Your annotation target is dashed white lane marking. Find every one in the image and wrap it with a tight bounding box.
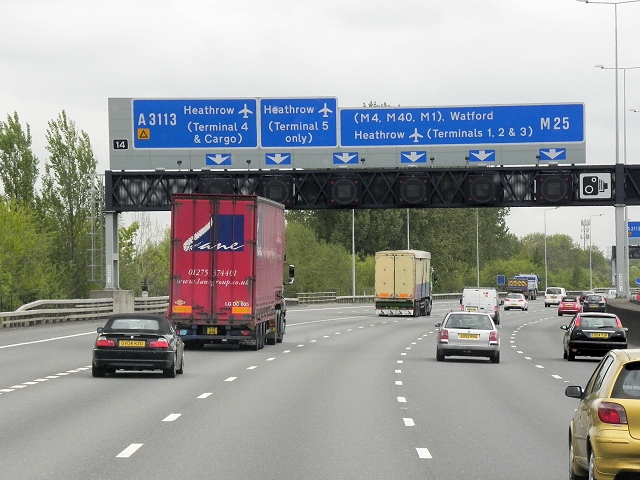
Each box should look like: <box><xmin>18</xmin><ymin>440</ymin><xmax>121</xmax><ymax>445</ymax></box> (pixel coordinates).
<box><xmin>283</xmin><ymin>350</ymin><xmax>291</xmax><ymax>353</ymax></box>
<box><xmin>162</xmin><ymin>414</ymin><xmax>181</xmax><ymax>422</ymax></box>
<box><xmin>310</xmin><ymin>340</ymin><xmax>317</xmax><ymax>343</ymax></box>
<box><xmin>1</xmin><ymin>389</ymin><xmax>14</xmax><ymax>393</ymax></box>
<box><xmin>266</xmin><ymin>358</ymin><xmax>275</xmax><ymax>362</ymax></box>
<box><xmin>34</xmin><ymin>378</ymin><xmax>49</xmax><ymax>382</ymax></box>
<box><xmin>401</xmin><ymin>353</ymin><xmax>407</xmax><ymax>356</ymax></box>
<box><xmin>297</xmin><ymin>345</ymin><xmax>304</xmax><ymax>347</ymax></box>
<box><xmin>224</xmin><ymin>377</ymin><xmax>237</xmax><ymax>382</ymax></box>
<box><xmin>395</xmin><ymin>381</ymin><xmax>403</xmax><ymax>386</ymax></box>
<box><xmin>116</xmin><ymin>443</ymin><xmax>143</xmax><ymax>458</ymax></box>
<box><xmin>247</xmin><ymin>366</ymin><xmax>258</xmax><ymax>370</ymax></box>
<box><xmin>197</xmin><ymin>393</ymin><xmax>212</xmax><ymax>399</ymax></box>
<box><xmin>397</xmin><ymin>360</ymin><xmax>403</xmax><ymax>364</ymax></box>
<box><xmin>403</xmin><ymin>418</ymin><xmax>415</xmax><ymax>427</ymax></box>
<box><xmin>395</xmin><ymin>370</ymin><xmax>401</xmax><ymax>373</ymax></box>
<box><xmin>552</xmin><ymin>375</ymin><xmax>563</xmax><ymax>379</ymax></box>
<box><xmin>535</xmin><ymin>365</ymin><xmax>544</xmax><ymax>369</ymax></box>
<box><xmin>397</xmin><ymin>397</ymin><xmax>407</xmax><ymax>403</ymax></box>
<box><xmin>416</xmin><ymin>448</ymin><xmax>432</xmax><ymax>459</ymax></box>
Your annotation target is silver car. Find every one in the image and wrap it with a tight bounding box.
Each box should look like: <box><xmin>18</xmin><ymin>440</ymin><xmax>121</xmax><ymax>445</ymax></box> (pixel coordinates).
<box><xmin>435</xmin><ymin>311</ymin><xmax>500</xmax><ymax>363</ymax></box>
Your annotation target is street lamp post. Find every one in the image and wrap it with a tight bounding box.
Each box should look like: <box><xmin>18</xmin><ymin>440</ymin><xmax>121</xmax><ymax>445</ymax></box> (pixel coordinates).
<box><xmin>588</xmin><ymin>214</ymin><xmax>605</xmax><ymax>290</ymax></box>
<box><xmin>544</xmin><ymin>207</ymin><xmax>559</xmax><ymax>290</ymax></box>
<box><xmin>596</xmin><ymin>65</ymin><xmax>640</xmax><ymax>163</ymax></box>
<box><xmin>578</xmin><ymin>0</ymin><xmax>640</xmax><ymax>298</ymax></box>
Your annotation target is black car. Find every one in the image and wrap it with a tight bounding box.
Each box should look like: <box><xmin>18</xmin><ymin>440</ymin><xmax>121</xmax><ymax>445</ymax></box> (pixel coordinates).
<box><xmin>92</xmin><ymin>313</ymin><xmax>185</xmax><ymax>377</ymax></box>
<box><xmin>579</xmin><ymin>290</ymin><xmax>595</xmax><ymax>304</ymax></box>
<box><xmin>582</xmin><ymin>294</ymin><xmax>607</xmax><ymax>312</ymax></box>
<box><xmin>561</xmin><ymin>312</ymin><xmax>627</xmax><ymax>361</ymax></box>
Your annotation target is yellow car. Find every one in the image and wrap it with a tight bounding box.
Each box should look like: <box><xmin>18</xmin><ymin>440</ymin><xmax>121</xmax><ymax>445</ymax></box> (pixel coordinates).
<box><xmin>565</xmin><ymin>349</ymin><xmax>640</xmax><ymax>480</ymax></box>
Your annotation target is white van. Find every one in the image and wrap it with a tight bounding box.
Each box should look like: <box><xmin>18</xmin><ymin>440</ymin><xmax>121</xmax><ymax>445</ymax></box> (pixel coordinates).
<box><xmin>460</xmin><ymin>287</ymin><xmax>501</xmax><ymax>324</ymax></box>
<box><xmin>544</xmin><ymin>287</ymin><xmax>566</xmax><ymax>307</ymax></box>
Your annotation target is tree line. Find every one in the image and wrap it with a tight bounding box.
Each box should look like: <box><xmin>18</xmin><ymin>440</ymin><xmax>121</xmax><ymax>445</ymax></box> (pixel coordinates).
<box><xmin>0</xmin><ymin>111</ymin><xmax>613</xmax><ymax>310</ymax></box>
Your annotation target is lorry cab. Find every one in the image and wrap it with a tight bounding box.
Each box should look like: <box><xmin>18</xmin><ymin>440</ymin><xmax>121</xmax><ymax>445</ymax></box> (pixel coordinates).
<box><xmin>460</xmin><ymin>287</ymin><xmax>501</xmax><ymax>325</ymax></box>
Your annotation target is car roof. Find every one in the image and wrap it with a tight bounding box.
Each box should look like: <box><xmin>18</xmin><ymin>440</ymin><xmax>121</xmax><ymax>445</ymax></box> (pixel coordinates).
<box><xmin>612</xmin><ymin>349</ymin><xmax>640</xmax><ymax>362</ymax></box>
<box><xmin>577</xmin><ymin>312</ymin><xmax>617</xmax><ymax>318</ymax></box>
<box><xmin>446</xmin><ymin>311</ymin><xmax>492</xmax><ymax>316</ymax></box>
<box><xmin>103</xmin><ymin>313</ymin><xmax>172</xmax><ymax>332</ymax></box>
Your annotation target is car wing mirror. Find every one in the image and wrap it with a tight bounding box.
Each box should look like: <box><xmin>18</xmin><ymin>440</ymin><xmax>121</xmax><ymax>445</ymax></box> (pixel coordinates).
<box><xmin>97</xmin><ymin>327</ymin><xmax>104</xmax><ymax>334</ymax></box>
<box><xmin>435</xmin><ymin>323</ymin><xmax>441</xmax><ymax>328</ymax></box>
<box><xmin>560</xmin><ymin>325</ymin><xmax>569</xmax><ymax>330</ymax></box>
<box><xmin>565</xmin><ymin>385</ymin><xmax>584</xmax><ymax>399</ymax></box>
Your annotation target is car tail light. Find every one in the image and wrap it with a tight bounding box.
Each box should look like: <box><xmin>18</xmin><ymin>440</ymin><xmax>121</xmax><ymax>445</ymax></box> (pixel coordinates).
<box><xmin>438</xmin><ymin>328</ymin><xmax>449</xmax><ymax>343</ymax></box>
<box><xmin>96</xmin><ymin>336</ymin><xmax>115</xmax><ymax>347</ymax></box>
<box><xmin>489</xmin><ymin>331</ymin><xmax>499</xmax><ymax>345</ymax></box>
<box><xmin>574</xmin><ymin>317</ymin><xmax>581</xmax><ymax>327</ymax></box>
<box><xmin>460</xmin><ymin>305</ymin><xmax>465</xmax><ymax>311</ymax></box>
<box><xmin>616</xmin><ymin>317</ymin><xmax>623</xmax><ymax>328</ymax></box>
<box><xmin>598</xmin><ymin>402</ymin><xmax>628</xmax><ymax>425</ymax></box>
<box><xmin>494</xmin><ymin>306</ymin><xmax>498</xmax><ymax>315</ymax></box>
<box><xmin>148</xmin><ymin>338</ymin><xmax>170</xmax><ymax>349</ymax></box>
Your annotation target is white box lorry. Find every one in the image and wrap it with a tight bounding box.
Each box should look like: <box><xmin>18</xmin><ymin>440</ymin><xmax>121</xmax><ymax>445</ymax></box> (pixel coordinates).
<box><xmin>375</xmin><ymin>250</ymin><xmax>433</xmax><ymax>316</ymax></box>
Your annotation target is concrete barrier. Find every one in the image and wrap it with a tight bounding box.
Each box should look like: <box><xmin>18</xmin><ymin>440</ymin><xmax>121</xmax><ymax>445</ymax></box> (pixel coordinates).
<box><xmin>604</xmin><ymin>299</ymin><xmax>640</xmax><ymax>348</ymax></box>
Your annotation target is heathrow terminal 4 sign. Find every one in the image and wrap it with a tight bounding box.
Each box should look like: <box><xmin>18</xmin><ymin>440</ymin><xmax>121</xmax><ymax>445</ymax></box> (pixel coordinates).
<box><xmin>109</xmin><ymin>98</ymin><xmax>585</xmax><ymax>171</ymax></box>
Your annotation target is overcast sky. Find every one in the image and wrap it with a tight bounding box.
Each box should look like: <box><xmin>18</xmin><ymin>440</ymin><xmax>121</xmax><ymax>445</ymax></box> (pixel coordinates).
<box><xmin>2</xmin><ymin>0</ymin><xmax>640</xmax><ymax>256</ymax></box>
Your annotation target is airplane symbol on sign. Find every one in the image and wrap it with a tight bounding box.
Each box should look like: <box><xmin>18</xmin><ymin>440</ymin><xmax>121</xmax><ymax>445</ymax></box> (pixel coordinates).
<box><xmin>409</xmin><ymin>128</ymin><xmax>423</xmax><ymax>143</ymax></box>
<box><xmin>319</xmin><ymin>103</ymin><xmax>333</xmax><ymax>118</ymax></box>
<box><xmin>239</xmin><ymin>104</ymin><xmax>253</xmax><ymax>119</ymax></box>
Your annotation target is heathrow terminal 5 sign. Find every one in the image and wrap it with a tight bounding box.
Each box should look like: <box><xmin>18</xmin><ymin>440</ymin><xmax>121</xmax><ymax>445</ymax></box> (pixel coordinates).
<box><xmin>109</xmin><ymin>98</ymin><xmax>585</xmax><ymax>171</ymax></box>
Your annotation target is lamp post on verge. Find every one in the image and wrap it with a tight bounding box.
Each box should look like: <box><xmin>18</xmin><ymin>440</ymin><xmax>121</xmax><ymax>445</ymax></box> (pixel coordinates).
<box><xmin>544</xmin><ymin>207</ymin><xmax>559</xmax><ymax>291</ymax></box>
<box><xmin>578</xmin><ymin>0</ymin><xmax>640</xmax><ymax>298</ymax></box>
<box><xmin>588</xmin><ymin>214</ymin><xmax>605</xmax><ymax>290</ymax></box>
<box><xmin>595</xmin><ymin>65</ymin><xmax>640</xmax><ymax>163</ymax></box>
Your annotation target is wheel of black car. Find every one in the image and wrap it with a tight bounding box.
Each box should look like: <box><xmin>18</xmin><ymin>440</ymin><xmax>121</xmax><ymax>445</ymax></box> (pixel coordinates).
<box><xmin>563</xmin><ymin>347</ymin><xmax>568</xmax><ymax>359</ymax></box>
<box><xmin>92</xmin><ymin>364</ymin><xmax>106</xmax><ymax>377</ymax></box>
<box><xmin>176</xmin><ymin>351</ymin><xmax>184</xmax><ymax>375</ymax></box>
<box><xmin>163</xmin><ymin>356</ymin><xmax>177</xmax><ymax>378</ymax></box>
<box><xmin>567</xmin><ymin>349</ymin><xmax>576</xmax><ymax>361</ymax></box>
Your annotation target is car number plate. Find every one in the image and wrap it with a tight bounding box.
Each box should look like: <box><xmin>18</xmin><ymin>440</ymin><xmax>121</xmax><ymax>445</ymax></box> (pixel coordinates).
<box><xmin>591</xmin><ymin>333</ymin><xmax>609</xmax><ymax>338</ymax></box>
<box><xmin>118</xmin><ymin>340</ymin><xmax>145</xmax><ymax>347</ymax></box>
<box><xmin>458</xmin><ymin>333</ymin><xmax>479</xmax><ymax>339</ymax></box>
<box><xmin>206</xmin><ymin>327</ymin><xmax>218</xmax><ymax>335</ymax></box>
<box><xmin>467</xmin><ymin>307</ymin><xmax>478</xmax><ymax>312</ymax></box>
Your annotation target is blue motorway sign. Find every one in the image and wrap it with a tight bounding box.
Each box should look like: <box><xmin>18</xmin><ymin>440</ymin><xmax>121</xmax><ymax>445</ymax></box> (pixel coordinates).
<box><xmin>339</xmin><ymin>103</ymin><xmax>584</xmax><ymax>147</ymax></box>
<box><xmin>629</xmin><ymin>222</ymin><xmax>640</xmax><ymax>238</ymax></box>
<box><xmin>132</xmin><ymin>99</ymin><xmax>258</xmax><ymax>149</ymax></box>
<box><xmin>260</xmin><ymin>97</ymin><xmax>337</xmax><ymax>148</ymax></box>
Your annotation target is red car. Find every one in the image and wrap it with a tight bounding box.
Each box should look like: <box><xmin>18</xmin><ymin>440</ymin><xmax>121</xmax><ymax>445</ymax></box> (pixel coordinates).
<box><xmin>558</xmin><ymin>296</ymin><xmax>581</xmax><ymax>316</ymax></box>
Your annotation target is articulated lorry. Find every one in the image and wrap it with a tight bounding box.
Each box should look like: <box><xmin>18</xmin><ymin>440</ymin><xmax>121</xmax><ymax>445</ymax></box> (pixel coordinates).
<box><xmin>374</xmin><ymin>250</ymin><xmax>433</xmax><ymax>316</ymax></box>
<box><xmin>168</xmin><ymin>194</ymin><xmax>293</xmax><ymax>350</ymax></box>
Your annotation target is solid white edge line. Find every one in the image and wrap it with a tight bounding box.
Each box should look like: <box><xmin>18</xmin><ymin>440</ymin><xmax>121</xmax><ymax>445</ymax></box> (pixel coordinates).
<box><xmin>116</xmin><ymin>443</ymin><xmax>143</xmax><ymax>458</ymax></box>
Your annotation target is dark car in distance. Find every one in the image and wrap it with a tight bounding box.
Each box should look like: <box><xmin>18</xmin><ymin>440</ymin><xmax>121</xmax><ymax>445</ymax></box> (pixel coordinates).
<box><xmin>92</xmin><ymin>314</ymin><xmax>185</xmax><ymax>378</ymax></box>
<box><xmin>582</xmin><ymin>294</ymin><xmax>607</xmax><ymax>313</ymax></box>
<box><xmin>561</xmin><ymin>312</ymin><xmax>627</xmax><ymax>361</ymax></box>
